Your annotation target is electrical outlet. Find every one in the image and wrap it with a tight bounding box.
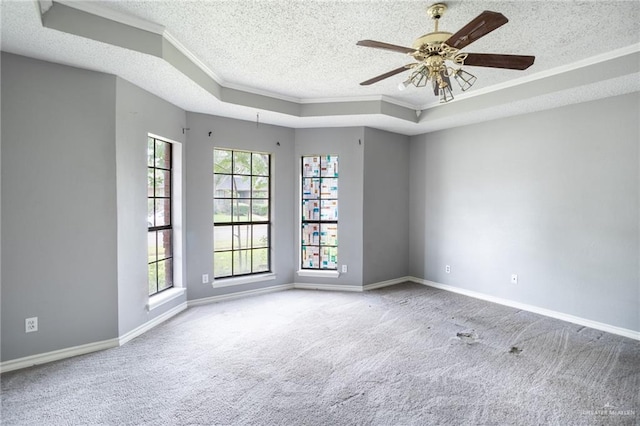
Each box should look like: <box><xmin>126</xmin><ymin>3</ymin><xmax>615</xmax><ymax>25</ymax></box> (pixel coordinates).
<box><xmin>445</xmin><ymin>265</ymin><xmax>451</xmax><ymax>274</ymax></box>
<box><xmin>341</xmin><ymin>265</ymin><xmax>348</xmax><ymax>273</ymax></box>
<box><xmin>202</xmin><ymin>274</ymin><xmax>209</xmax><ymax>284</ymax></box>
<box><xmin>25</xmin><ymin>317</ymin><xmax>38</xmax><ymax>333</ymax></box>
<box><xmin>511</xmin><ymin>274</ymin><xmax>518</xmax><ymax>284</ymax></box>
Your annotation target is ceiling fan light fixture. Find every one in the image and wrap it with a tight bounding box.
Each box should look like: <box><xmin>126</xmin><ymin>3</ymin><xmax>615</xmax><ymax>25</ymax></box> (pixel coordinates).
<box><xmin>453</xmin><ymin>68</ymin><xmax>477</xmax><ymax>91</ymax></box>
<box><xmin>438</xmin><ymin>81</ymin><xmax>454</xmax><ymax>103</ymax></box>
<box><xmin>398</xmin><ymin>79</ymin><xmax>412</xmax><ymax>91</ymax></box>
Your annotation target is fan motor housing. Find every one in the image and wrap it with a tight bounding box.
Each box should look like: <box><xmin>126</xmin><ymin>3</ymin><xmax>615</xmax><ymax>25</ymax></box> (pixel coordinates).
<box><xmin>411</xmin><ymin>31</ymin><xmax>452</xmax><ymax>50</ymax></box>
<box><xmin>412</xmin><ymin>31</ymin><xmax>452</xmax><ymax>50</ymax></box>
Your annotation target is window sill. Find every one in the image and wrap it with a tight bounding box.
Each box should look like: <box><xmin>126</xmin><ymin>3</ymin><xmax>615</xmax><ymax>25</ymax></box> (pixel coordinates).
<box><xmin>212</xmin><ymin>273</ymin><xmax>276</xmax><ymax>288</ymax></box>
<box><xmin>147</xmin><ymin>287</ymin><xmax>186</xmax><ymax>311</ymax></box>
<box><xmin>297</xmin><ymin>269</ymin><xmax>340</xmax><ymax>278</ymax></box>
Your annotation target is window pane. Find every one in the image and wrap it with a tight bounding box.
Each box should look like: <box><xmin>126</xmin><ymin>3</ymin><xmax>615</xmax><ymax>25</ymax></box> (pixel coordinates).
<box><xmin>147</xmin><ymin>168</ymin><xmax>155</xmax><ymax>196</ymax></box>
<box><xmin>302</xmin><ymin>246</ymin><xmax>320</xmax><ymax>268</ymax></box>
<box><xmin>147</xmin><ymin>137</ymin><xmax>155</xmax><ymax>166</ymax></box>
<box><xmin>214</xmin><ymin>199</ymin><xmax>232</xmax><ymax>222</ymax></box>
<box><xmin>252</xmin><ymin>224</ymin><xmax>269</xmax><ymax>248</ymax></box>
<box><xmin>252</xmin><ymin>153</ymin><xmax>269</xmax><ymax>176</ymax></box>
<box><xmin>233</xmin><ymin>175</ymin><xmax>251</xmax><ymax>198</ymax></box>
<box><xmin>252</xmin><ymin>248</ymin><xmax>269</xmax><ymax>272</ymax></box>
<box><xmin>155</xmin><ymin>140</ymin><xmax>171</xmax><ymax>169</ymax></box>
<box><xmin>214</xmin><ymin>251</ymin><xmax>232</xmax><ymax>278</ymax></box>
<box><xmin>320</xmin><ymin>199</ymin><xmax>338</xmax><ymax>221</ymax></box>
<box><xmin>148</xmin><ymin>199</ymin><xmax>155</xmax><ymax>227</ymax></box>
<box><xmin>233</xmin><ymin>151</ymin><xmax>251</xmax><ymax>175</ymax></box>
<box><xmin>214</xmin><ymin>174</ymin><xmax>232</xmax><ymax>198</ymax></box>
<box><xmin>155</xmin><ymin>199</ymin><xmax>171</xmax><ymax>227</ymax></box>
<box><xmin>233</xmin><ymin>250</ymin><xmax>252</xmax><ymax>275</ymax></box>
<box><xmin>231</xmin><ymin>200</ymin><xmax>250</xmax><ymax>222</ymax></box>
<box><xmin>320</xmin><ymin>223</ymin><xmax>338</xmax><ymax>246</ymax></box>
<box><xmin>321</xmin><ymin>178</ymin><xmax>338</xmax><ymax>199</ymax></box>
<box><xmin>148</xmin><ymin>231</ymin><xmax>157</xmax><ymax>263</ymax></box>
<box><xmin>148</xmin><ymin>263</ymin><xmax>157</xmax><ymax>295</ymax></box>
<box><xmin>302</xmin><ymin>156</ymin><xmax>320</xmax><ymax>177</ymax></box>
<box><xmin>252</xmin><ymin>199</ymin><xmax>269</xmax><ymax>220</ymax></box>
<box><xmin>155</xmin><ymin>170</ymin><xmax>171</xmax><ymax>197</ymax></box>
<box><xmin>157</xmin><ymin>259</ymin><xmax>173</xmax><ymax>291</ymax></box>
<box><xmin>214</xmin><ymin>225</ymin><xmax>233</xmax><ymax>251</ymax></box>
<box><xmin>233</xmin><ymin>225</ymin><xmax>251</xmax><ymax>250</ymax></box>
<box><xmin>303</xmin><ymin>178</ymin><xmax>320</xmax><ymax>199</ymax></box>
<box><xmin>302</xmin><ymin>200</ymin><xmax>319</xmax><ymax>221</ymax></box>
<box><xmin>158</xmin><ymin>230</ymin><xmax>172</xmax><ymax>260</ymax></box>
<box><xmin>214</xmin><ymin>149</ymin><xmax>232</xmax><ymax>174</ymax></box>
<box><xmin>252</xmin><ymin>176</ymin><xmax>269</xmax><ymax>198</ymax></box>
<box><xmin>320</xmin><ymin>246</ymin><xmax>338</xmax><ymax>269</ymax></box>
<box><xmin>321</xmin><ymin>155</ymin><xmax>339</xmax><ymax>177</ymax></box>
<box><xmin>302</xmin><ymin>223</ymin><xmax>320</xmax><ymax>246</ymax></box>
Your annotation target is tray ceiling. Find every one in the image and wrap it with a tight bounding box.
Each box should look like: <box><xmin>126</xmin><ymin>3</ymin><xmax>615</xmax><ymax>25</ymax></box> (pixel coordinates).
<box><xmin>2</xmin><ymin>0</ymin><xmax>639</xmax><ymax>135</ymax></box>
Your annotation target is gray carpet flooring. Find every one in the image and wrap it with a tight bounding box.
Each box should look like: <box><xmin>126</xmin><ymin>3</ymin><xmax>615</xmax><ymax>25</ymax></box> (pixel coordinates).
<box><xmin>1</xmin><ymin>282</ymin><xmax>638</xmax><ymax>425</ymax></box>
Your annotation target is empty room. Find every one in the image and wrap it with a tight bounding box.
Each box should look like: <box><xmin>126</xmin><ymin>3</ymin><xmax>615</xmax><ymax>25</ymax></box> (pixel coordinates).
<box><xmin>1</xmin><ymin>1</ymin><xmax>638</xmax><ymax>424</ymax></box>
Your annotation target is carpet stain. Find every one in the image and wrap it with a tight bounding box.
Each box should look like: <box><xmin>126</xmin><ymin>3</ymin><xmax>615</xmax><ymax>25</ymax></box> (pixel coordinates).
<box><xmin>456</xmin><ymin>330</ymin><xmax>479</xmax><ymax>344</ymax></box>
<box><xmin>509</xmin><ymin>346</ymin><xmax>523</xmax><ymax>354</ymax></box>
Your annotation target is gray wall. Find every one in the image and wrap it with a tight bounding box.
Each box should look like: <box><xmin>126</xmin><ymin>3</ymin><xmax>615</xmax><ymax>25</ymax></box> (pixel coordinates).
<box><xmin>363</xmin><ymin>128</ymin><xmax>410</xmax><ymax>285</ymax></box>
<box><xmin>115</xmin><ymin>78</ymin><xmax>187</xmax><ymax>336</ymax></box>
<box><xmin>294</xmin><ymin>128</ymin><xmax>365</xmax><ymax>286</ymax></box>
<box><xmin>185</xmin><ymin>112</ymin><xmax>296</xmax><ymax>300</ymax></box>
<box><xmin>409</xmin><ymin>93</ymin><xmax>640</xmax><ymax>332</ymax></box>
<box><xmin>1</xmin><ymin>53</ymin><xmax>119</xmax><ymax>360</ymax></box>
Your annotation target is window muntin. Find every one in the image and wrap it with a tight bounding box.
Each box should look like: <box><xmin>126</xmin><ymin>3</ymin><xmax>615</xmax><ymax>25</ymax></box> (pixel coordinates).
<box><xmin>301</xmin><ymin>155</ymin><xmax>338</xmax><ymax>270</ymax></box>
<box><xmin>148</xmin><ymin>137</ymin><xmax>173</xmax><ymax>295</ymax></box>
<box><xmin>213</xmin><ymin>149</ymin><xmax>271</xmax><ymax>278</ymax></box>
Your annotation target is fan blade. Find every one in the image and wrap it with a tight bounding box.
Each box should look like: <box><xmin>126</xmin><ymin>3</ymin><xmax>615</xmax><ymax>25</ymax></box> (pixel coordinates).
<box><xmin>360</xmin><ymin>65</ymin><xmax>410</xmax><ymax>86</ymax></box>
<box><xmin>464</xmin><ymin>53</ymin><xmax>535</xmax><ymax>70</ymax></box>
<box><xmin>445</xmin><ymin>11</ymin><xmax>508</xmax><ymax>50</ymax></box>
<box><xmin>357</xmin><ymin>40</ymin><xmax>416</xmax><ymax>54</ymax></box>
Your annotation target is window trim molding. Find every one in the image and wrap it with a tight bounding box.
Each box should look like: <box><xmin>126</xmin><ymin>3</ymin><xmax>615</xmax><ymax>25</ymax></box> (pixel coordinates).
<box><xmin>212</xmin><ymin>272</ymin><xmax>276</xmax><ymax>288</ymax></box>
<box><xmin>147</xmin><ymin>287</ymin><xmax>186</xmax><ymax>311</ymax></box>
<box><xmin>296</xmin><ymin>269</ymin><xmax>340</xmax><ymax>278</ymax></box>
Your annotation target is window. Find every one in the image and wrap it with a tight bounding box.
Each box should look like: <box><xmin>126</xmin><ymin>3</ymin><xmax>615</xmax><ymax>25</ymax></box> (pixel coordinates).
<box><xmin>213</xmin><ymin>149</ymin><xmax>271</xmax><ymax>278</ymax></box>
<box><xmin>148</xmin><ymin>137</ymin><xmax>173</xmax><ymax>295</ymax></box>
<box><xmin>301</xmin><ymin>155</ymin><xmax>338</xmax><ymax>269</ymax></box>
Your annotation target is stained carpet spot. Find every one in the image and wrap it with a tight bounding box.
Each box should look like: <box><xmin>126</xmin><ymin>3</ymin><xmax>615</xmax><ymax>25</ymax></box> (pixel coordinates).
<box><xmin>509</xmin><ymin>346</ymin><xmax>523</xmax><ymax>354</ymax></box>
<box><xmin>456</xmin><ymin>331</ymin><xmax>479</xmax><ymax>344</ymax></box>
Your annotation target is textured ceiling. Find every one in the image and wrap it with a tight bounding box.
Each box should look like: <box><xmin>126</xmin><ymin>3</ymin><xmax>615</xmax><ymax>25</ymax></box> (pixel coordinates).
<box><xmin>1</xmin><ymin>0</ymin><xmax>639</xmax><ymax>135</ymax></box>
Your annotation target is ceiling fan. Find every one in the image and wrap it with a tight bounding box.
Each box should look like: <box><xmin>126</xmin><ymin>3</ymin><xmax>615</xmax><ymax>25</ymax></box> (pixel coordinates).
<box><xmin>357</xmin><ymin>3</ymin><xmax>535</xmax><ymax>103</ymax></box>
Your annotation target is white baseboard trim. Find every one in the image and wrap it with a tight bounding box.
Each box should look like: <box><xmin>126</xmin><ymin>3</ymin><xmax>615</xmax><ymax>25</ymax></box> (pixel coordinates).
<box><xmin>363</xmin><ymin>276</ymin><xmax>412</xmax><ymax>291</ymax></box>
<box><xmin>0</xmin><ymin>338</ymin><xmax>119</xmax><ymax>374</ymax></box>
<box><xmin>119</xmin><ymin>302</ymin><xmax>188</xmax><ymax>346</ymax></box>
<box><xmin>293</xmin><ymin>282</ymin><xmax>363</xmax><ymax>292</ymax></box>
<box><xmin>187</xmin><ymin>283</ymin><xmax>294</xmax><ymax>307</ymax></box>
<box><xmin>410</xmin><ymin>277</ymin><xmax>640</xmax><ymax>341</ymax></box>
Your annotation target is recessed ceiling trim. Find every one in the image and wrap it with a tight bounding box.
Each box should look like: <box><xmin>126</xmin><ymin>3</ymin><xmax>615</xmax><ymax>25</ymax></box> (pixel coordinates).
<box><xmin>39</xmin><ymin>1</ymin><xmax>420</xmax><ymax>123</ymax></box>
<box><xmin>34</xmin><ymin>1</ymin><xmax>640</xmax><ymax>134</ymax></box>
<box><xmin>57</xmin><ymin>0</ymin><xmax>165</xmax><ymax>35</ymax></box>
<box><xmin>162</xmin><ymin>31</ymin><xmax>223</xmax><ymax>87</ymax></box>
<box><xmin>42</xmin><ymin>2</ymin><xmax>163</xmax><ymax>57</ymax></box>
